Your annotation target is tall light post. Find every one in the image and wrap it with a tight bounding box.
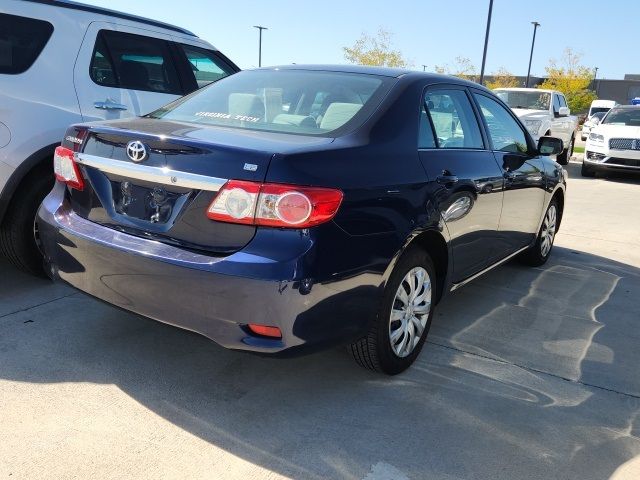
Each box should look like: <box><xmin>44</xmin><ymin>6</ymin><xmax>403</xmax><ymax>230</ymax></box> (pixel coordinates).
<box><xmin>479</xmin><ymin>0</ymin><xmax>494</xmax><ymax>85</ymax></box>
<box><xmin>253</xmin><ymin>25</ymin><xmax>268</xmax><ymax>67</ymax></box>
<box><xmin>422</xmin><ymin>64</ymin><xmax>427</xmax><ymax>72</ymax></box>
<box><xmin>525</xmin><ymin>22</ymin><xmax>540</xmax><ymax>88</ymax></box>
<box><xmin>593</xmin><ymin>66</ymin><xmax>599</xmax><ymax>94</ymax></box>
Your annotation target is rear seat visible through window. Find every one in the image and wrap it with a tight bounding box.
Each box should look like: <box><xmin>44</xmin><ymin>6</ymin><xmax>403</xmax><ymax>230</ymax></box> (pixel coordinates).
<box><xmin>147</xmin><ymin>69</ymin><xmax>394</xmax><ymax>136</ymax></box>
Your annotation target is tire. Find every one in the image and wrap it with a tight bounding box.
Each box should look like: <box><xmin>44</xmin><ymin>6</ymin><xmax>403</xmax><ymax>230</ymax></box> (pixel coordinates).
<box><xmin>581</xmin><ymin>161</ymin><xmax>596</xmax><ymax>178</ymax></box>
<box><xmin>0</xmin><ymin>173</ymin><xmax>53</xmax><ymax>276</ymax></box>
<box><xmin>519</xmin><ymin>197</ymin><xmax>559</xmax><ymax>267</ymax></box>
<box><xmin>556</xmin><ymin>135</ymin><xmax>574</xmax><ymax>165</ymax></box>
<box><xmin>349</xmin><ymin>247</ymin><xmax>436</xmax><ymax>375</ymax></box>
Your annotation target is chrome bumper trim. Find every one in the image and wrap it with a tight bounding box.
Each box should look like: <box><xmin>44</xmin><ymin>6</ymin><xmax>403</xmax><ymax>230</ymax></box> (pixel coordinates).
<box><xmin>584</xmin><ymin>156</ymin><xmax>640</xmax><ymax>170</ymax></box>
<box><xmin>75</xmin><ymin>153</ymin><xmax>227</xmax><ymax>192</ymax></box>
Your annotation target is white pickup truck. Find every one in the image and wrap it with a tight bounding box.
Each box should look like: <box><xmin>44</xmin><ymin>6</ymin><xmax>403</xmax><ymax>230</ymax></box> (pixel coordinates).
<box><xmin>494</xmin><ymin>88</ymin><xmax>578</xmax><ymax>165</ymax></box>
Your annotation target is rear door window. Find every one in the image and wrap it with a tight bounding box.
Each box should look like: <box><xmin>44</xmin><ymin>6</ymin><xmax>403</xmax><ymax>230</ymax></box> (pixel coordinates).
<box><xmin>422</xmin><ymin>89</ymin><xmax>484</xmax><ymax>149</ymax></box>
<box><xmin>90</xmin><ymin>30</ymin><xmax>182</xmax><ymax>94</ymax></box>
<box><xmin>0</xmin><ymin>13</ymin><xmax>53</xmax><ymax>74</ymax></box>
<box><xmin>178</xmin><ymin>44</ymin><xmax>235</xmax><ymax>89</ymax></box>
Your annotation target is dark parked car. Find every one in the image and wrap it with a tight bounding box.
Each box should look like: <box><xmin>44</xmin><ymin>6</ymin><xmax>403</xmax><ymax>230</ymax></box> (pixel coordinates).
<box><xmin>38</xmin><ymin>66</ymin><xmax>567</xmax><ymax>374</ymax></box>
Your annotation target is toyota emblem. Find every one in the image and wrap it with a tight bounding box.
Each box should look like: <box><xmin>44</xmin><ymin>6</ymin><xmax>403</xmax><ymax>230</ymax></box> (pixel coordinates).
<box><xmin>126</xmin><ymin>140</ymin><xmax>147</xmax><ymax>162</ymax></box>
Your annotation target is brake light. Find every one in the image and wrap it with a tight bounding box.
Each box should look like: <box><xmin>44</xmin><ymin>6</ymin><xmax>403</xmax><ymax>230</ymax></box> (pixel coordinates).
<box><xmin>207</xmin><ymin>180</ymin><xmax>343</xmax><ymax>228</ymax></box>
<box><xmin>247</xmin><ymin>324</ymin><xmax>282</xmax><ymax>338</ymax></box>
<box><xmin>53</xmin><ymin>146</ymin><xmax>84</xmax><ymax>191</ymax></box>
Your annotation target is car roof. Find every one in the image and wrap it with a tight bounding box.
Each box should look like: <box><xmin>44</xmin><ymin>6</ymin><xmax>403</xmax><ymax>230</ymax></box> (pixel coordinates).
<box><xmin>611</xmin><ymin>105</ymin><xmax>640</xmax><ymax>110</ymax></box>
<box><xmin>262</xmin><ymin>64</ymin><xmax>413</xmax><ymax>78</ymax></box>
<box><xmin>23</xmin><ymin>0</ymin><xmax>196</xmax><ymax>36</ymax></box>
<box><xmin>494</xmin><ymin>87</ymin><xmax>556</xmax><ymax>94</ymax></box>
<box><xmin>255</xmin><ymin>64</ymin><xmax>486</xmax><ymax>88</ymax></box>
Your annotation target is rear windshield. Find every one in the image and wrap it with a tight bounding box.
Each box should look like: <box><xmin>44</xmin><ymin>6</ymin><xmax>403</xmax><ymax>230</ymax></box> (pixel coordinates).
<box><xmin>495</xmin><ymin>90</ymin><xmax>551</xmax><ymax>110</ymax></box>
<box><xmin>602</xmin><ymin>108</ymin><xmax>640</xmax><ymax>126</ymax></box>
<box><xmin>0</xmin><ymin>13</ymin><xmax>53</xmax><ymax>74</ymax></box>
<box><xmin>147</xmin><ymin>69</ymin><xmax>394</xmax><ymax>136</ymax></box>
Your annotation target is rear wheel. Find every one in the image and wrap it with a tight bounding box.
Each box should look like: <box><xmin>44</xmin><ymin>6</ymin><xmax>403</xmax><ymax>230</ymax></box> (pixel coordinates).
<box><xmin>556</xmin><ymin>135</ymin><xmax>574</xmax><ymax>165</ymax></box>
<box><xmin>519</xmin><ymin>197</ymin><xmax>559</xmax><ymax>267</ymax></box>
<box><xmin>0</xmin><ymin>173</ymin><xmax>53</xmax><ymax>276</ymax></box>
<box><xmin>349</xmin><ymin>247</ymin><xmax>436</xmax><ymax>375</ymax></box>
<box><xmin>581</xmin><ymin>161</ymin><xmax>596</xmax><ymax>177</ymax></box>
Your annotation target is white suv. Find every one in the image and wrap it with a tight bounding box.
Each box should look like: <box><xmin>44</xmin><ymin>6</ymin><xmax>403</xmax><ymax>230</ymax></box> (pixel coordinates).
<box><xmin>0</xmin><ymin>0</ymin><xmax>238</xmax><ymax>274</ymax></box>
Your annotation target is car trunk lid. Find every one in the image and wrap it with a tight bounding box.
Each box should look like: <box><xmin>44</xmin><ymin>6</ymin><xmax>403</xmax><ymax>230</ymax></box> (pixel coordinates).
<box><xmin>64</xmin><ymin>118</ymin><xmax>332</xmax><ymax>254</ymax></box>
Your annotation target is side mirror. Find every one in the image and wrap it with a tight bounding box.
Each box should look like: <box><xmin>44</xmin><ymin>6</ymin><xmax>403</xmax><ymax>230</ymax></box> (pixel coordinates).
<box><xmin>558</xmin><ymin>106</ymin><xmax>570</xmax><ymax>117</ymax></box>
<box><xmin>538</xmin><ymin>136</ymin><xmax>564</xmax><ymax>156</ymax></box>
<box><xmin>591</xmin><ymin>117</ymin><xmax>601</xmax><ymax>125</ymax></box>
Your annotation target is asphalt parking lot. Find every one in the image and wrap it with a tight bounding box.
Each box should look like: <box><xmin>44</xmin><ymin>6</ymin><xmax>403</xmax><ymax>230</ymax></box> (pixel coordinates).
<box><xmin>1</xmin><ymin>160</ymin><xmax>640</xmax><ymax>480</ymax></box>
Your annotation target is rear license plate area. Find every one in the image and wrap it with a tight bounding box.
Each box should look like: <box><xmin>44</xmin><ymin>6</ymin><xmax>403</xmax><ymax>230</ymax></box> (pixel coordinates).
<box><xmin>111</xmin><ymin>180</ymin><xmax>182</xmax><ymax>223</ymax></box>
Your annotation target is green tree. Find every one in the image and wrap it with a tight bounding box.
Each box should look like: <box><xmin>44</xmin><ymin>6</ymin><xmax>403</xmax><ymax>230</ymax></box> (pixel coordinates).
<box><xmin>486</xmin><ymin>67</ymin><xmax>520</xmax><ymax>89</ymax></box>
<box><xmin>343</xmin><ymin>28</ymin><xmax>410</xmax><ymax>68</ymax></box>
<box><xmin>538</xmin><ymin>48</ymin><xmax>597</xmax><ymax>113</ymax></box>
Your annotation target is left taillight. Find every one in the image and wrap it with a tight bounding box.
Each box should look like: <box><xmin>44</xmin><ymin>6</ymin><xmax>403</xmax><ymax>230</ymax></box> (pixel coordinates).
<box><xmin>53</xmin><ymin>146</ymin><xmax>84</xmax><ymax>191</ymax></box>
<box><xmin>206</xmin><ymin>180</ymin><xmax>343</xmax><ymax>228</ymax></box>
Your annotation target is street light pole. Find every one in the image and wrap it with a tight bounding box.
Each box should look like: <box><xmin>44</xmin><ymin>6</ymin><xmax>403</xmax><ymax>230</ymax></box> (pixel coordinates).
<box><xmin>525</xmin><ymin>22</ymin><xmax>540</xmax><ymax>88</ymax></box>
<box><xmin>593</xmin><ymin>66</ymin><xmax>599</xmax><ymax>95</ymax></box>
<box><xmin>479</xmin><ymin>0</ymin><xmax>494</xmax><ymax>85</ymax></box>
<box><xmin>422</xmin><ymin>64</ymin><xmax>427</xmax><ymax>72</ymax></box>
<box><xmin>253</xmin><ymin>26</ymin><xmax>268</xmax><ymax>67</ymax></box>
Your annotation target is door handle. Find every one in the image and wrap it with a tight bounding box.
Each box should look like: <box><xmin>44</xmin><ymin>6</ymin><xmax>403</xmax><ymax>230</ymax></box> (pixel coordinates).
<box><xmin>94</xmin><ymin>99</ymin><xmax>127</xmax><ymax>111</ymax></box>
<box><xmin>436</xmin><ymin>170</ymin><xmax>458</xmax><ymax>185</ymax></box>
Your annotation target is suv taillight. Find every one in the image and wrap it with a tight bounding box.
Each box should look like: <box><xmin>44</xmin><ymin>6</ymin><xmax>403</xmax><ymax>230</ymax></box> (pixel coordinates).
<box><xmin>206</xmin><ymin>180</ymin><xmax>343</xmax><ymax>228</ymax></box>
<box><xmin>53</xmin><ymin>146</ymin><xmax>84</xmax><ymax>191</ymax></box>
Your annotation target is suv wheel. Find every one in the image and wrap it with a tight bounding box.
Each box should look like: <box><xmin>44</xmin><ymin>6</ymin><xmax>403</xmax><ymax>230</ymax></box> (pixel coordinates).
<box><xmin>349</xmin><ymin>247</ymin><xmax>436</xmax><ymax>375</ymax></box>
<box><xmin>0</xmin><ymin>173</ymin><xmax>53</xmax><ymax>276</ymax></box>
<box><xmin>519</xmin><ymin>198</ymin><xmax>559</xmax><ymax>267</ymax></box>
<box><xmin>556</xmin><ymin>135</ymin><xmax>574</xmax><ymax>165</ymax></box>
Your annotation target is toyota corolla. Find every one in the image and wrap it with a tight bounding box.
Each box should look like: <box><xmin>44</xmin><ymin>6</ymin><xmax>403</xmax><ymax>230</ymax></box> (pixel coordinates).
<box><xmin>38</xmin><ymin>66</ymin><xmax>566</xmax><ymax>374</ymax></box>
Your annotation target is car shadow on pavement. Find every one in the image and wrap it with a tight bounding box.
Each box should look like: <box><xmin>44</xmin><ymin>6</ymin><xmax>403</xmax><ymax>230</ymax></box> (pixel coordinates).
<box><xmin>1</xmin><ymin>247</ymin><xmax>640</xmax><ymax>479</ymax></box>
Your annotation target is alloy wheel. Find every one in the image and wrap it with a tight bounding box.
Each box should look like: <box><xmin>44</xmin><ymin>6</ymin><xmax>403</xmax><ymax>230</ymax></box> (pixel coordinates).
<box><xmin>389</xmin><ymin>267</ymin><xmax>432</xmax><ymax>358</ymax></box>
<box><xmin>540</xmin><ymin>205</ymin><xmax>557</xmax><ymax>257</ymax></box>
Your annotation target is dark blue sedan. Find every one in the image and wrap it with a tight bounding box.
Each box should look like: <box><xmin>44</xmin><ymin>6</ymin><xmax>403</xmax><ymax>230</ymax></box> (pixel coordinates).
<box><xmin>38</xmin><ymin>65</ymin><xmax>567</xmax><ymax>374</ymax></box>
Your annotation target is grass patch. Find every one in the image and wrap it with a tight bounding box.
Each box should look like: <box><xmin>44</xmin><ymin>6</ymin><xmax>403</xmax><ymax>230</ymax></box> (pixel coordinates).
<box><xmin>573</xmin><ymin>146</ymin><xmax>585</xmax><ymax>153</ymax></box>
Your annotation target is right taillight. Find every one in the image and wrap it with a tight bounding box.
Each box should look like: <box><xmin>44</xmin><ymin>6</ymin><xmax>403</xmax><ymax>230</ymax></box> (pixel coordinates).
<box><xmin>206</xmin><ymin>180</ymin><xmax>343</xmax><ymax>228</ymax></box>
<box><xmin>53</xmin><ymin>146</ymin><xmax>84</xmax><ymax>191</ymax></box>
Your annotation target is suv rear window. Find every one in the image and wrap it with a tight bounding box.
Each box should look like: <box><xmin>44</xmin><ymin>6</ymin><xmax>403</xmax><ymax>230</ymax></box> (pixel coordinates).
<box><xmin>90</xmin><ymin>30</ymin><xmax>182</xmax><ymax>94</ymax></box>
<box><xmin>0</xmin><ymin>14</ymin><xmax>54</xmax><ymax>74</ymax></box>
<box><xmin>147</xmin><ymin>69</ymin><xmax>393</xmax><ymax>136</ymax></box>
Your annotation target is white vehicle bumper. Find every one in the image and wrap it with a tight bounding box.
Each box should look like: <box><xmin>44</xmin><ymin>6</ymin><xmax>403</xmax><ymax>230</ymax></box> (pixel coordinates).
<box><xmin>584</xmin><ymin>140</ymin><xmax>640</xmax><ymax>170</ymax></box>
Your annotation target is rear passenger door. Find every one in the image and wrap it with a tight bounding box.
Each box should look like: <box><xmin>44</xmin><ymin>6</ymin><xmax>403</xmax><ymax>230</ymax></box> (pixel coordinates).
<box><xmin>74</xmin><ymin>23</ymin><xmax>184</xmax><ymax>121</ymax></box>
<box><xmin>418</xmin><ymin>86</ymin><xmax>505</xmax><ymax>283</ymax></box>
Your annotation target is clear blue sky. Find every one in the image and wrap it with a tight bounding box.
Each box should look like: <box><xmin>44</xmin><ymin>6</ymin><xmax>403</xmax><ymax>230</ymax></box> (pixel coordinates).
<box><xmin>82</xmin><ymin>0</ymin><xmax>635</xmax><ymax>79</ymax></box>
